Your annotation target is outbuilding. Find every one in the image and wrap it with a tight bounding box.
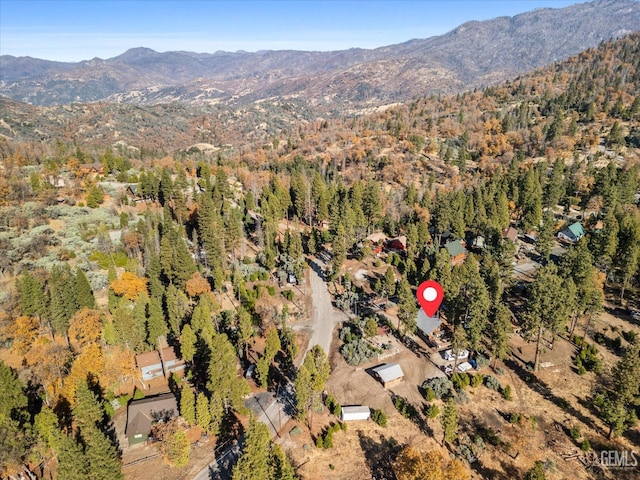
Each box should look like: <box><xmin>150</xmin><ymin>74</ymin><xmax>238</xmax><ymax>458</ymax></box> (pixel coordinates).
<box><xmin>372</xmin><ymin>363</ymin><xmax>405</xmax><ymax>388</ymax></box>
<box><xmin>340</xmin><ymin>405</ymin><xmax>371</xmax><ymax>422</ymax></box>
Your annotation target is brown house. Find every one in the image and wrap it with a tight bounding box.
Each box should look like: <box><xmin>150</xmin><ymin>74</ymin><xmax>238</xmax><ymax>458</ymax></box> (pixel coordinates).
<box><xmin>502</xmin><ymin>226</ymin><xmax>518</xmax><ymax>243</ymax></box>
<box><xmin>125</xmin><ymin>393</ymin><xmax>178</xmax><ymax>445</ymax></box>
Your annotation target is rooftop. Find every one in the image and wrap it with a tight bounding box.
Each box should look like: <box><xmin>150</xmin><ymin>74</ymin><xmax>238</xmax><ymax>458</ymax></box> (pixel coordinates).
<box><xmin>372</xmin><ymin>363</ymin><xmax>405</xmax><ymax>383</ymax></box>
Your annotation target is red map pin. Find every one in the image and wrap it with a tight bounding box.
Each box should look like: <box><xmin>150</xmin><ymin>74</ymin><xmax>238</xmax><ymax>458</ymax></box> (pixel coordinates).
<box><xmin>416</xmin><ymin>280</ymin><xmax>444</xmax><ymax>317</ymax></box>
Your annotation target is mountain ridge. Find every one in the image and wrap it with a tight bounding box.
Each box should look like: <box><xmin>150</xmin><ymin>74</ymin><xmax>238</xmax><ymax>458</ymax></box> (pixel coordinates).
<box><xmin>1</xmin><ymin>0</ymin><xmax>639</xmax><ymax>109</ymax></box>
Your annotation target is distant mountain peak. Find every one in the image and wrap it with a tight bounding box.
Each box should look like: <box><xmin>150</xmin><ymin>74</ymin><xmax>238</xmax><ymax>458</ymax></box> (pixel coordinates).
<box><xmin>1</xmin><ymin>0</ymin><xmax>639</xmax><ymax>108</ymax></box>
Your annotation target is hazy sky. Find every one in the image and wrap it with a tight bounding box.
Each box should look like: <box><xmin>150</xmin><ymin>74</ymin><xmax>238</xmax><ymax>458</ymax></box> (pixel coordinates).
<box><xmin>1</xmin><ymin>0</ymin><xmax>583</xmax><ymax>61</ymax></box>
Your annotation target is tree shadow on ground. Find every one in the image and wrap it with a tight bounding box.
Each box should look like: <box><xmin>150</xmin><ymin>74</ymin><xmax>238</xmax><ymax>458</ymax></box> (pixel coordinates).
<box><xmin>504</xmin><ymin>358</ymin><xmax>602</xmax><ymax>434</ymax></box>
<box><xmin>357</xmin><ymin>430</ymin><xmax>403</xmax><ymax>480</ymax></box>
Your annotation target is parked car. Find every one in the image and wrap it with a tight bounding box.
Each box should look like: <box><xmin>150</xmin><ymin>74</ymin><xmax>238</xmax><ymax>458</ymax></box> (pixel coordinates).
<box><xmin>443</xmin><ymin>349</ymin><xmax>469</xmax><ymax>361</ymax></box>
<box><xmin>631</xmin><ymin>310</ymin><xmax>640</xmax><ymax>320</ymax></box>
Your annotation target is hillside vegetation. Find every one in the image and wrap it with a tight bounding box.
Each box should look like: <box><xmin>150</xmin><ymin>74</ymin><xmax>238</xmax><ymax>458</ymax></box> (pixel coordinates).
<box><xmin>0</xmin><ymin>32</ymin><xmax>639</xmax><ymax>480</ymax></box>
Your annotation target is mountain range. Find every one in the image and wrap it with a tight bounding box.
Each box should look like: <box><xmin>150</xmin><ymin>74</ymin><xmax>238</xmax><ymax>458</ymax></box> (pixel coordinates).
<box><xmin>1</xmin><ymin>0</ymin><xmax>639</xmax><ymax>111</ymax></box>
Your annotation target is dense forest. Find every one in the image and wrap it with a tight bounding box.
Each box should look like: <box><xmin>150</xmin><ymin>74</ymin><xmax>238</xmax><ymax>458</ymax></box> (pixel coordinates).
<box><xmin>0</xmin><ymin>33</ymin><xmax>639</xmax><ymax>480</ymax></box>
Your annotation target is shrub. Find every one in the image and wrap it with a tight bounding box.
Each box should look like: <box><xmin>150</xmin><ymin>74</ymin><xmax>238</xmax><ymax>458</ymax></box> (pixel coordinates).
<box><xmin>569</xmin><ymin>425</ymin><xmax>581</xmax><ymax>440</ymax></box>
<box><xmin>484</xmin><ymin>375</ymin><xmax>501</xmax><ymax>391</ymax></box>
<box><xmin>282</xmin><ymin>289</ymin><xmax>294</xmax><ymax>301</ymax></box>
<box><xmin>574</xmin><ymin>343</ymin><xmax>601</xmax><ymax>373</ymax></box>
<box><xmin>581</xmin><ymin>439</ymin><xmax>590</xmax><ymax>452</ymax></box>
<box><xmin>502</xmin><ymin>384</ymin><xmax>513</xmax><ymax>401</ymax></box>
<box><xmin>424</xmin><ymin>387</ymin><xmax>436</xmax><ymax>401</ymax></box>
<box><xmin>371</xmin><ymin>409</ymin><xmax>387</xmax><ymax>427</ymax></box>
<box><xmin>422</xmin><ymin>377</ymin><xmax>454</xmax><ymax>399</ymax></box>
<box><xmin>425</xmin><ymin>404</ymin><xmax>440</xmax><ymax>419</ymax></box>
<box><xmin>454</xmin><ymin>389</ymin><xmax>470</xmax><ymax>405</ymax></box>
<box><xmin>393</xmin><ymin>395</ymin><xmax>417</xmax><ymax>419</ymax></box>
<box><xmin>471</xmin><ymin>373</ymin><xmax>483</xmax><ymax>387</ymax></box>
<box><xmin>451</xmin><ymin>372</ymin><xmax>470</xmax><ymax>390</ymax></box>
<box><xmin>475</xmin><ymin>353</ymin><xmax>490</xmax><ymax>368</ymax></box>
<box><xmin>509</xmin><ymin>412</ymin><xmax>522</xmax><ymax>425</ymax></box>
<box><xmin>340</xmin><ymin>339</ymin><xmax>377</xmax><ymax>366</ymax></box>
<box><xmin>623</xmin><ymin>330</ymin><xmax>638</xmax><ymax>343</ymax></box>
<box><xmin>324</xmin><ymin>394</ymin><xmax>341</xmax><ymax>417</ymax></box>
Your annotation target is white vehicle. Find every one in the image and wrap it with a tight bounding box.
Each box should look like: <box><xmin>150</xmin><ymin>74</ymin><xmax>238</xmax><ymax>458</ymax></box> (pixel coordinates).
<box><xmin>443</xmin><ymin>349</ymin><xmax>469</xmax><ymax>361</ymax></box>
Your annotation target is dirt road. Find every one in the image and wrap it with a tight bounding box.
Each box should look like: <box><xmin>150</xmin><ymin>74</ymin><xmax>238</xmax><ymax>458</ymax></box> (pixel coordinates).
<box><xmin>300</xmin><ymin>258</ymin><xmax>349</xmax><ymax>360</ymax></box>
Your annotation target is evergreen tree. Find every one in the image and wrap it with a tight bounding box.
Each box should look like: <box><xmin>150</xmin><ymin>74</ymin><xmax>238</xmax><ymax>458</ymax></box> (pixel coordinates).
<box><xmin>146</xmin><ymin>296</ymin><xmax>168</xmax><ymax>348</ymax></box>
<box><xmin>397</xmin><ymin>276</ymin><xmax>417</xmax><ymax>336</ymax></box>
<box><xmin>180</xmin><ymin>385</ymin><xmax>196</xmax><ymax>425</ymax></box>
<box><xmin>232</xmin><ymin>417</ymin><xmax>272</xmax><ymax>480</ymax></box>
<box><xmin>522</xmin><ymin>264</ymin><xmax>568</xmax><ymax>371</ymax></box>
<box><xmin>50</xmin><ymin>265</ymin><xmax>79</xmax><ymax>343</ymax></box>
<box><xmin>73</xmin><ymin>380</ymin><xmax>104</xmax><ymax>431</ymax></box>
<box><xmin>196</xmin><ymin>392</ymin><xmax>212</xmax><ymax>433</ymax></box>
<box><xmin>76</xmin><ymin>268</ymin><xmax>96</xmax><ymax>309</ymax></box>
<box><xmin>440</xmin><ymin>398</ymin><xmax>458</xmax><ymax>445</ymax></box>
<box><xmin>83</xmin><ymin>424</ymin><xmax>124</xmax><ymax>480</ymax></box>
<box><xmin>490</xmin><ymin>304</ymin><xmax>513</xmax><ymax>368</ymax></box>
<box><xmin>56</xmin><ymin>434</ymin><xmax>89</xmax><ymax>480</ymax></box>
<box><xmin>180</xmin><ymin>324</ymin><xmax>197</xmax><ymax>363</ymax></box>
<box><xmin>206</xmin><ymin>333</ymin><xmax>250</xmax><ymax>413</ymax></box>
<box><xmin>209</xmin><ymin>393</ymin><xmax>224</xmax><ymax>437</ymax></box>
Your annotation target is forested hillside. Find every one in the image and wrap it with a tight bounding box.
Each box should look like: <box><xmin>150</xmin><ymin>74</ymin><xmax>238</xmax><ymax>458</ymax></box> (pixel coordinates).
<box><xmin>0</xmin><ymin>32</ymin><xmax>639</xmax><ymax>480</ymax></box>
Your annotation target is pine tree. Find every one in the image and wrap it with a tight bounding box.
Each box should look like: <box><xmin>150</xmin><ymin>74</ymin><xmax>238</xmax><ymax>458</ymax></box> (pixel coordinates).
<box><xmin>209</xmin><ymin>393</ymin><xmax>224</xmax><ymax>437</ymax></box>
<box><xmin>49</xmin><ymin>265</ymin><xmax>79</xmax><ymax>343</ymax></box>
<box><xmin>196</xmin><ymin>392</ymin><xmax>212</xmax><ymax>433</ymax></box>
<box><xmin>146</xmin><ymin>296</ymin><xmax>167</xmax><ymax>348</ymax></box>
<box><xmin>76</xmin><ymin>268</ymin><xmax>96</xmax><ymax>309</ymax></box>
<box><xmin>180</xmin><ymin>324</ymin><xmax>197</xmax><ymax>362</ymax></box>
<box><xmin>73</xmin><ymin>380</ymin><xmax>104</xmax><ymax>431</ymax></box>
<box><xmin>206</xmin><ymin>333</ymin><xmax>250</xmax><ymax>413</ymax></box>
<box><xmin>232</xmin><ymin>418</ymin><xmax>272</xmax><ymax>480</ymax></box>
<box><xmin>180</xmin><ymin>385</ymin><xmax>196</xmax><ymax>425</ymax></box>
<box><xmin>83</xmin><ymin>424</ymin><xmax>124</xmax><ymax>480</ymax></box>
<box><xmin>441</xmin><ymin>398</ymin><xmax>458</xmax><ymax>445</ymax></box>
<box><xmin>56</xmin><ymin>434</ymin><xmax>89</xmax><ymax>480</ymax></box>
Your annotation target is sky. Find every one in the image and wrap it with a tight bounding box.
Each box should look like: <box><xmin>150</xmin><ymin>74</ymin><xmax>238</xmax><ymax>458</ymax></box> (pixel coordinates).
<box><xmin>1</xmin><ymin>0</ymin><xmax>584</xmax><ymax>62</ymax></box>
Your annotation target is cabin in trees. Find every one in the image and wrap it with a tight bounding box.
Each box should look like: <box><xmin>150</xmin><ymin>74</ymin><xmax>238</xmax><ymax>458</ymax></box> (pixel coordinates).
<box><xmin>136</xmin><ymin>351</ymin><xmax>163</xmax><ymax>381</ymax></box>
<box><xmin>502</xmin><ymin>226</ymin><xmax>518</xmax><ymax>243</ymax></box>
<box><xmin>160</xmin><ymin>345</ymin><xmax>186</xmax><ymax>377</ymax></box>
<box><xmin>557</xmin><ymin>222</ymin><xmax>585</xmax><ymax>243</ymax></box>
<box><xmin>125</xmin><ymin>184</ymin><xmax>144</xmax><ymax>203</ymax></box>
<box><xmin>364</xmin><ymin>232</ymin><xmax>388</xmax><ymax>254</ymax></box>
<box><xmin>135</xmin><ymin>345</ymin><xmax>186</xmax><ymax>383</ymax></box>
<box><xmin>415</xmin><ymin>310</ymin><xmax>442</xmax><ymax>345</ymax></box>
<box><xmin>444</xmin><ymin>239</ymin><xmax>468</xmax><ymax>266</ymax></box>
<box><xmin>387</xmin><ymin>235</ymin><xmax>407</xmax><ymax>252</ymax></box>
<box><xmin>125</xmin><ymin>393</ymin><xmax>178</xmax><ymax>446</ymax></box>
<box><xmin>372</xmin><ymin>363</ymin><xmax>405</xmax><ymax>388</ymax></box>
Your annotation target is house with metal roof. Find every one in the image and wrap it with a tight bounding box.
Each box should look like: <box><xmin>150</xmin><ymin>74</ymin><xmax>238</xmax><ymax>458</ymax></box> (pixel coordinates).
<box><xmin>557</xmin><ymin>222</ymin><xmax>585</xmax><ymax>243</ymax></box>
<box><xmin>372</xmin><ymin>363</ymin><xmax>405</xmax><ymax>388</ymax></box>
<box><xmin>444</xmin><ymin>239</ymin><xmax>468</xmax><ymax>266</ymax></box>
<box><xmin>415</xmin><ymin>310</ymin><xmax>442</xmax><ymax>343</ymax></box>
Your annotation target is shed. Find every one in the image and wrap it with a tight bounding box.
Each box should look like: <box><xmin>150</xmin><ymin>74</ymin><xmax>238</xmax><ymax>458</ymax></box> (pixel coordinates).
<box><xmin>125</xmin><ymin>393</ymin><xmax>178</xmax><ymax>445</ymax></box>
<box><xmin>372</xmin><ymin>363</ymin><xmax>405</xmax><ymax>388</ymax></box>
<box><xmin>340</xmin><ymin>406</ymin><xmax>371</xmax><ymax>422</ymax></box>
